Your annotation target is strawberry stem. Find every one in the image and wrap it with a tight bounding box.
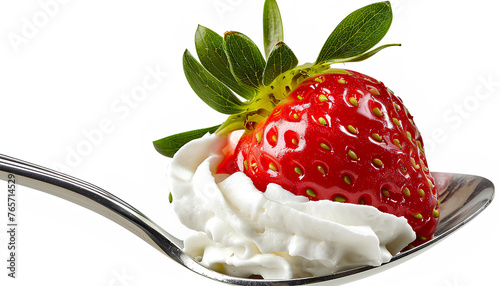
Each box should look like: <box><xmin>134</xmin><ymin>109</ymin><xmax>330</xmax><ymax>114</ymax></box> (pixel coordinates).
<box><xmin>155</xmin><ymin>1</ymin><xmax>401</xmax><ymax>158</ymax></box>
<box><xmin>216</xmin><ymin>63</ymin><xmax>332</xmax><ymax>136</ymax></box>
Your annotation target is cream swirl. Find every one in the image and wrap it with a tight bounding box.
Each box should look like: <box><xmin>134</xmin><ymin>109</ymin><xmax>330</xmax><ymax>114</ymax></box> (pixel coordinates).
<box><xmin>167</xmin><ymin>133</ymin><xmax>415</xmax><ymax>279</ymax></box>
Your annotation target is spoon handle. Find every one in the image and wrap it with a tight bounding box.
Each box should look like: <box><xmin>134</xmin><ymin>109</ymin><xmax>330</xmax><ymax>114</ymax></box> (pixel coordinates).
<box><xmin>0</xmin><ymin>153</ymin><xmax>184</xmax><ymax>261</ymax></box>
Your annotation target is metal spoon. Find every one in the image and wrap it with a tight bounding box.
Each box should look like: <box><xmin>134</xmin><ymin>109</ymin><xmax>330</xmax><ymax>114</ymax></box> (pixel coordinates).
<box><xmin>0</xmin><ymin>154</ymin><xmax>494</xmax><ymax>285</ymax></box>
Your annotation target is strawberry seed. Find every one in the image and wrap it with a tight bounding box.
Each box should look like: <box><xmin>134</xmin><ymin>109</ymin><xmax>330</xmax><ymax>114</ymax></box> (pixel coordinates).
<box><xmin>256</xmin><ymin>132</ymin><xmax>262</xmax><ymax>143</ymax></box>
<box><xmin>410</xmin><ymin>157</ymin><xmax>420</xmax><ymax>169</ymax></box>
<box><xmin>382</xmin><ymin>189</ymin><xmax>390</xmax><ymax>197</ymax></box>
<box><xmin>417</xmin><ymin>140</ymin><xmax>425</xmax><ymax>153</ymax></box>
<box><xmin>406</xmin><ymin>131</ymin><xmax>412</xmax><ymax>140</ymax></box>
<box><xmin>317</xmin><ymin>165</ymin><xmax>325</xmax><ymax>174</ymax></box>
<box><xmin>373</xmin><ymin>158</ymin><xmax>383</xmax><ymax>167</ymax></box>
<box><xmin>347</xmin><ymin>125</ymin><xmax>358</xmax><ymax>134</ymax></box>
<box><xmin>294</xmin><ymin>166</ymin><xmax>303</xmax><ymax>176</ymax></box>
<box><xmin>348</xmin><ymin>97</ymin><xmax>358</xmax><ymax>106</ymax></box>
<box><xmin>418</xmin><ymin>188</ymin><xmax>425</xmax><ymax>197</ymax></box>
<box><xmin>369</xmin><ymin>87</ymin><xmax>380</xmax><ymax>96</ymax></box>
<box><xmin>318</xmin><ymin>117</ymin><xmax>327</xmax><ymax>126</ymax></box>
<box><xmin>306</xmin><ymin>189</ymin><xmax>317</xmax><ymax>197</ymax></box>
<box><xmin>371</xmin><ymin>133</ymin><xmax>383</xmax><ymax>142</ymax></box>
<box><xmin>320</xmin><ymin>142</ymin><xmax>331</xmax><ymax>151</ymax></box>
<box><xmin>432</xmin><ymin>209</ymin><xmax>440</xmax><ymax>218</ymax></box>
<box><xmin>400</xmin><ymin>165</ymin><xmax>407</xmax><ymax>173</ymax></box>
<box><xmin>402</xmin><ymin>187</ymin><xmax>411</xmax><ymax>197</ymax></box>
<box><xmin>343</xmin><ymin>175</ymin><xmax>352</xmax><ymax>185</ymax></box>
<box><xmin>269</xmin><ymin>162</ymin><xmax>277</xmax><ymax>171</ymax></box>
<box><xmin>372</xmin><ymin>107</ymin><xmax>382</xmax><ymax>117</ymax></box>
<box><xmin>348</xmin><ymin>150</ymin><xmax>358</xmax><ymax>160</ymax></box>
<box><xmin>334</xmin><ymin>195</ymin><xmax>346</xmax><ymax>202</ymax></box>
<box><xmin>392</xmin><ymin>118</ymin><xmax>401</xmax><ymax>127</ymax></box>
<box><xmin>393</xmin><ymin>138</ymin><xmax>402</xmax><ymax>149</ymax></box>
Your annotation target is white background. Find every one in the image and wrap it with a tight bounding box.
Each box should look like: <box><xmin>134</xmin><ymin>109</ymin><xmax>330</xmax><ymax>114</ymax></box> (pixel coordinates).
<box><xmin>1</xmin><ymin>0</ymin><xmax>499</xmax><ymax>285</ymax></box>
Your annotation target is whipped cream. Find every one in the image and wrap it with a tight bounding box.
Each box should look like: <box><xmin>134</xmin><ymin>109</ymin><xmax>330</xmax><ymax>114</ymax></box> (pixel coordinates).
<box><xmin>167</xmin><ymin>133</ymin><xmax>415</xmax><ymax>279</ymax></box>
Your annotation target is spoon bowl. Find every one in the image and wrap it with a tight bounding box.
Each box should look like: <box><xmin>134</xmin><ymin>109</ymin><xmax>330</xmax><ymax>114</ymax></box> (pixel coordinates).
<box><xmin>0</xmin><ymin>154</ymin><xmax>494</xmax><ymax>285</ymax></box>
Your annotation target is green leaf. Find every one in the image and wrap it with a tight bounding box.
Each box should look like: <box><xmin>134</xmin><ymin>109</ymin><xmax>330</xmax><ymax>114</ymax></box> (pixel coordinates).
<box><xmin>262</xmin><ymin>41</ymin><xmax>298</xmax><ymax>86</ymax></box>
<box><xmin>183</xmin><ymin>49</ymin><xmax>246</xmax><ymax>114</ymax></box>
<box><xmin>330</xmin><ymin>43</ymin><xmax>401</xmax><ymax>64</ymax></box>
<box><xmin>195</xmin><ymin>25</ymin><xmax>255</xmax><ymax>100</ymax></box>
<box><xmin>263</xmin><ymin>0</ymin><xmax>284</xmax><ymax>59</ymax></box>
<box><xmin>315</xmin><ymin>1</ymin><xmax>393</xmax><ymax>65</ymax></box>
<box><xmin>224</xmin><ymin>31</ymin><xmax>266</xmax><ymax>90</ymax></box>
<box><xmin>153</xmin><ymin>125</ymin><xmax>221</xmax><ymax>158</ymax></box>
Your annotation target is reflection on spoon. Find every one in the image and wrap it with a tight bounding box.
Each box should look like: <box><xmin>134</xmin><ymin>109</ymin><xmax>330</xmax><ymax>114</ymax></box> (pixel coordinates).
<box><xmin>0</xmin><ymin>153</ymin><xmax>494</xmax><ymax>285</ymax></box>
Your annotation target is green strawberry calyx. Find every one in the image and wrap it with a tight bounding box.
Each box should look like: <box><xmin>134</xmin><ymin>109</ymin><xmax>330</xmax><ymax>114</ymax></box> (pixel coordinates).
<box><xmin>154</xmin><ymin>0</ymin><xmax>400</xmax><ymax>158</ymax></box>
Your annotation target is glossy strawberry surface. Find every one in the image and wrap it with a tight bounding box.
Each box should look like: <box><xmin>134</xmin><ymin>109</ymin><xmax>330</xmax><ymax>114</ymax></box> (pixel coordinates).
<box><xmin>218</xmin><ymin>70</ymin><xmax>439</xmax><ymax>247</ymax></box>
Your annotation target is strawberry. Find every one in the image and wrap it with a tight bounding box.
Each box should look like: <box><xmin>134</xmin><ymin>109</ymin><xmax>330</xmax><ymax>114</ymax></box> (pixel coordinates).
<box><xmin>154</xmin><ymin>0</ymin><xmax>439</xmax><ymax>249</ymax></box>
<box><xmin>217</xmin><ymin>69</ymin><xmax>439</xmax><ymax>248</ymax></box>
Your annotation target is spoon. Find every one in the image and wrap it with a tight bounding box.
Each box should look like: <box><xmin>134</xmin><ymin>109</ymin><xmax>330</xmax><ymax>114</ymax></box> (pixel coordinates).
<box><xmin>0</xmin><ymin>153</ymin><xmax>494</xmax><ymax>285</ymax></box>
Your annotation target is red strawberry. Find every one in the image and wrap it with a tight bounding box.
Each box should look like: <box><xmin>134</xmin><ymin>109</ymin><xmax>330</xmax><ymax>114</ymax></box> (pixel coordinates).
<box><xmin>217</xmin><ymin>70</ymin><xmax>439</xmax><ymax>248</ymax></box>
<box><xmin>154</xmin><ymin>1</ymin><xmax>440</xmax><ymax>249</ymax></box>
